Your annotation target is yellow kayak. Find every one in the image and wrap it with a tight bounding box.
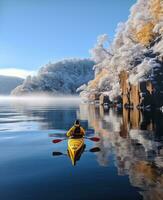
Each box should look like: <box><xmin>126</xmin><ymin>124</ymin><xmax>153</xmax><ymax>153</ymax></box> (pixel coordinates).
<box><xmin>68</xmin><ymin>137</ymin><xmax>84</xmax><ymax>166</ymax></box>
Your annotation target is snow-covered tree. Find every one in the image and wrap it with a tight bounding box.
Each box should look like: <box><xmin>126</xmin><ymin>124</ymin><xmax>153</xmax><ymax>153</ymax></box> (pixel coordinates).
<box><xmin>80</xmin><ymin>0</ymin><xmax>163</xmax><ymax>102</ymax></box>
<box><xmin>11</xmin><ymin>58</ymin><xmax>94</xmax><ymax>95</ymax></box>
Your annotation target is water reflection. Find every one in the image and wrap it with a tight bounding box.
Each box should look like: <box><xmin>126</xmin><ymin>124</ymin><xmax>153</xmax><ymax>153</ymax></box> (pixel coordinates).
<box><xmin>0</xmin><ymin>97</ymin><xmax>82</xmax><ymax>131</ymax></box>
<box><xmin>52</xmin><ymin>143</ymin><xmax>101</xmax><ymax>166</ymax></box>
<box><xmin>78</xmin><ymin>104</ymin><xmax>163</xmax><ymax>200</ymax></box>
<box><xmin>0</xmin><ymin>98</ymin><xmax>163</xmax><ymax>199</ymax></box>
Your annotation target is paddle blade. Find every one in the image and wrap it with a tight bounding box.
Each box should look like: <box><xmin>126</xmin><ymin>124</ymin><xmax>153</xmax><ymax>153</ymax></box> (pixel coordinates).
<box><xmin>52</xmin><ymin>139</ymin><xmax>63</xmax><ymax>143</ymax></box>
<box><xmin>89</xmin><ymin>147</ymin><xmax>101</xmax><ymax>153</ymax></box>
<box><xmin>88</xmin><ymin>137</ymin><xmax>100</xmax><ymax>142</ymax></box>
<box><xmin>52</xmin><ymin>152</ymin><xmax>63</xmax><ymax>156</ymax></box>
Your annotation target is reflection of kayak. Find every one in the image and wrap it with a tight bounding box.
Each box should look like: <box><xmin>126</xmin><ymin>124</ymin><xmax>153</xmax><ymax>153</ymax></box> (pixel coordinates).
<box><xmin>68</xmin><ymin>137</ymin><xmax>84</xmax><ymax>166</ymax></box>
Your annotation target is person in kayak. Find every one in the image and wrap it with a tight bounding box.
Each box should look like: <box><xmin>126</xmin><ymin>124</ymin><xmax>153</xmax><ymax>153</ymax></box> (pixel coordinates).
<box><xmin>67</xmin><ymin>120</ymin><xmax>85</xmax><ymax>137</ymax></box>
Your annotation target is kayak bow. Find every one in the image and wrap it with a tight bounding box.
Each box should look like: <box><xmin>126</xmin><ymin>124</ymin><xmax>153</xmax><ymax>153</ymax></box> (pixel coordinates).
<box><xmin>68</xmin><ymin>137</ymin><xmax>84</xmax><ymax>166</ymax></box>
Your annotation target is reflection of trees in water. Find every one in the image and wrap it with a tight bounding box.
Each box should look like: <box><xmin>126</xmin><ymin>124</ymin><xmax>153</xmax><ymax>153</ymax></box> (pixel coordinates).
<box><xmin>10</xmin><ymin>100</ymin><xmax>163</xmax><ymax>199</ymax></box>
<box><xmin>78</xmin><ymin>104</ymin><xmax>122</xmax><ymax>166</ymax></box>
<box><xmin>78</xmin><ymin>104</ymin><xmax>163</xmax><ymax>200</ymax></box>
<box><xmin>141</xmin><ymin>111</ymin><xmax>163</xmax><ymax>141</ymax></box>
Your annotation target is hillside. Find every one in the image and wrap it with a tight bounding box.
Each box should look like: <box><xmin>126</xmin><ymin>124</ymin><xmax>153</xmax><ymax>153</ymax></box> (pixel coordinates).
<box><xmin>0</xmin><ymin>75</ymin><xmax>24</xmax><ymax>94</ymax></box>
<box><xmin>80</xmin><ymin>0</ymin><xmax>163</xmax><ymax>109</ymax></box>
<box><xmin>11</xmin><ymin>58</ymin><xmax>94</xmax><ymax>95</ymax></box>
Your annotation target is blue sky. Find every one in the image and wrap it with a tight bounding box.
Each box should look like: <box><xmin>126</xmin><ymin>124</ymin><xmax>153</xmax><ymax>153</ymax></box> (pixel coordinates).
<box><xmin>0</xmin><ymin>0</ymin><xmax>136</xmax><ymax>77</ymax></box>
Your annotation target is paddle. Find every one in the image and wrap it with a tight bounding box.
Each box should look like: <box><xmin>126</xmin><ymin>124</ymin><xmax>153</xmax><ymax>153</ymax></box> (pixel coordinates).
<box><xmin>52</xmin><ymin>147</ymin><xmax>101</xmax><ymax>156</ymax></box>
<box><xmin>52</xmin><ymin>152</ymin><xmax>64</xmax><ymax>156</ymax></box>
<box><xmin>49</xmin><ymin>130</ymin><xmax>94</xmax><ymax>138</ymax></box>
<box><xmin>89</xmin><ymin>147</ymin><xmax>101</xmax><ymax>152</ymax></box>
<box><xmin>89</xmin><ymin>137</ymin><xmax>100</xmax><ymax>142</ymax></box>
<box><xmin>52</xmin><ymin>136</ymin><xmax>100</xmax><ymax>144</ymax></box>
<box><xmin>52</xmin><ymin>139</ymin><xmax>63</xmax><ymax>143</ymax></box>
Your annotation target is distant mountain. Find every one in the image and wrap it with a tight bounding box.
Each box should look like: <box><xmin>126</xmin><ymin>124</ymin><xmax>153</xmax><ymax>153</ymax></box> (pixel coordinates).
<box><xmin>0</xmin><ymin>75</ymin><xmax>24</xmax><ymax>94</ymax></box>
<box><xmin>11</xmin><ymin>58</ymin><xmax>94</xmax><ymax>95</ymax></box>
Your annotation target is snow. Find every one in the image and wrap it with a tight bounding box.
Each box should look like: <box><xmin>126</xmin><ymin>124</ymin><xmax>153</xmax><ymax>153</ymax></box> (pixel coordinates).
<box><xmin>80</xmin><ymin>0</ymin><xmax>163</xmax><ymax>101</ymax></box>
<box><xmin>10</xmin><ymin>0</ymin><xmax>163</xmax><ymax>100</ymax></box>
<box><xmin>11</xmin><ymin>58</ymin><xmax>94</xmax><ymax>95</ymax></box>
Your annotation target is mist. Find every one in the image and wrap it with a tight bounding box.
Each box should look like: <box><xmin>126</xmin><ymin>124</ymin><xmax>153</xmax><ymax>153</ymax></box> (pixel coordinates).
<box><xmin>0</xmin><ymin>94</ymin><xmax>82</xmax><ymax>108</ymax></box>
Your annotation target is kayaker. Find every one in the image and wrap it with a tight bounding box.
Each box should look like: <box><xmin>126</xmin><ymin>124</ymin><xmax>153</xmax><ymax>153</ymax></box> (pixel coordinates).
<box><xmin>67</xmin><ymin>120</ymin><xmax>85</xmax><ymax>137</ymax></box>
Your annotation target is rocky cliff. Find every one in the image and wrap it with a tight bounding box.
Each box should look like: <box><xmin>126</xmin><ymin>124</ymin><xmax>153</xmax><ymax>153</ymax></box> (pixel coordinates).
<box><xmin>80</xmin><ymin>0</ymin><xmax>163</xmax><ymax>109</ymax></box>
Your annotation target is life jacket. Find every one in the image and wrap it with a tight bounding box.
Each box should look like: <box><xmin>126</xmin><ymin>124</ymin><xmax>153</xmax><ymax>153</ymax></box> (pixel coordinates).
<box><xmin>73</xmin><ymin>125</ymin><xmax>81</xmax><ymax>136</ymax></box>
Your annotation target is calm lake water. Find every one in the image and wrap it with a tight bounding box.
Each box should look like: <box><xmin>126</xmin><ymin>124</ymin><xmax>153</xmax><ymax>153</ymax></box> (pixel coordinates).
<box><xmin>0</xmin><ymin>97</ymin><xmax>163</xmax><ymax>200</ymax></box>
